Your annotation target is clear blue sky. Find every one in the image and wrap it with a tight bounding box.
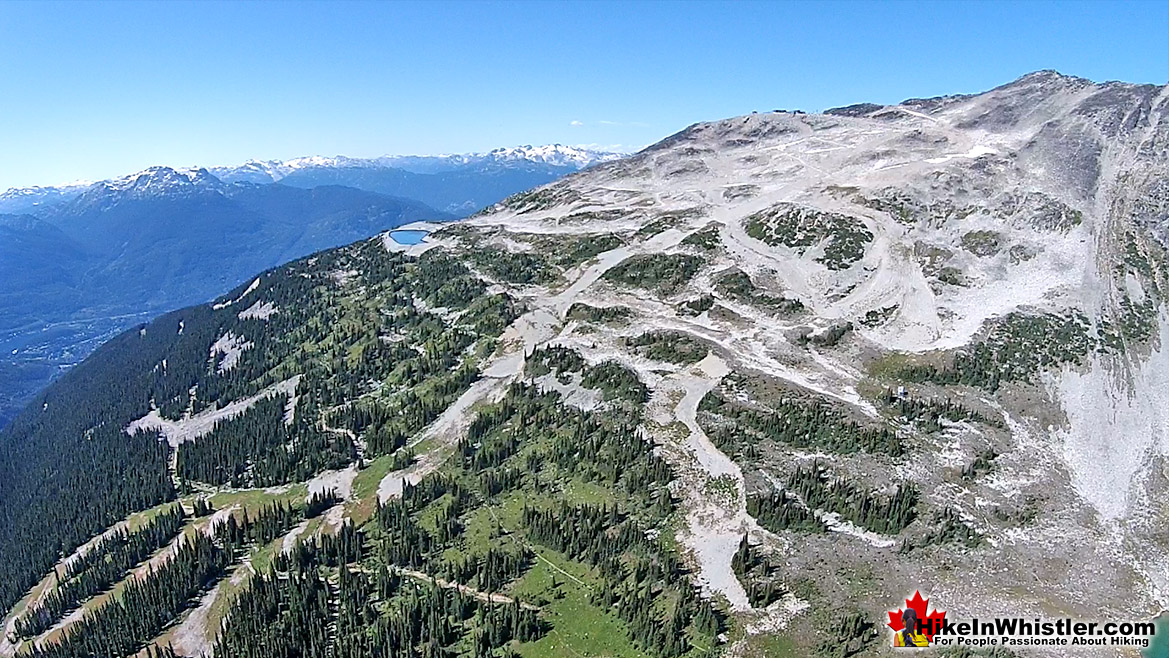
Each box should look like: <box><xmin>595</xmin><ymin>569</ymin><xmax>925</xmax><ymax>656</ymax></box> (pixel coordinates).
<box><xmin>0</xmin><ymin>0</ymin><xmax>1165</xmax><ymax>189</ymax></box>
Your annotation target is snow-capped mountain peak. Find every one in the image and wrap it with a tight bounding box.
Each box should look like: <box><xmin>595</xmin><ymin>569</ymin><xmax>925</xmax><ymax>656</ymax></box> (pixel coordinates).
<box><xmin>0</xmin><ymin>181</ymin><xmax>94</xmax><ymax>215</ymax></box>
<box><xmin>476</xmin><ymin>144</ymin><xmax>624</xmax><ymax>168</ymax></box>
<box><xmin>83</xmin><ymin>166</ymin><xmax>223</xmax><ymax>201</ymax></box>
<box><xmin>210</xmin><ymin>144</ymin><xmax>625</xmax><ymax>181</ymax></box>
<box><xmin>103</xmin><ymin>166</ymin><xmax>221</xmax><ymax>192</ymax></box>
<box><xmin>59</xmin><ymin>166</ymin><xmax>229</xmax><ymax>213</ymax></box>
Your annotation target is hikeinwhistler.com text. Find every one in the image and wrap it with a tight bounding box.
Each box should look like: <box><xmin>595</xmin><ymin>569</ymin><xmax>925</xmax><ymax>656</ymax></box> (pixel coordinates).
<box><xmin>920</xmin><ymin>617</ymin><xmax>1156</xmax><ymax>649</ymax></box>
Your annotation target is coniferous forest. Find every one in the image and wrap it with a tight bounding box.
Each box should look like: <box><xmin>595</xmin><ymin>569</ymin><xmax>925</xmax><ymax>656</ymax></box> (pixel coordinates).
<box><xmin>0</xmin><ymin>239</ymin><xmax>525</xmax><ymax>645</ymax></box>
<box><xmin>0</xmin><ymin>235</ymin><xmax>736</xmax><ymax>658</ymax></box>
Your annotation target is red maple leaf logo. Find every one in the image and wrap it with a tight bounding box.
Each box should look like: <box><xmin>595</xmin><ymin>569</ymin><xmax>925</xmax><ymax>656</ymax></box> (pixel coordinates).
<box><xmin>887</xmin><ymin>591</ymin><xmax>946</xmax><ymax>641</ymax></box>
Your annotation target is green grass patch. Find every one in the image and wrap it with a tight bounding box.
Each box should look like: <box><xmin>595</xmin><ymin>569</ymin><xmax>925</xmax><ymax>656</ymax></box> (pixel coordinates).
<box><xmin>511</xmin><ymin>551</ymin><xmax>651</xmax><ymax>658</ymax></box>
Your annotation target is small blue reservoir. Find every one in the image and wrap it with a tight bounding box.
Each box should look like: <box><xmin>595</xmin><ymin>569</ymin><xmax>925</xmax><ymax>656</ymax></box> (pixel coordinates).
<box><xmin>389</xmin><ymin>229</ymin><xmax>429</xmax><ymax>245</ymax></box>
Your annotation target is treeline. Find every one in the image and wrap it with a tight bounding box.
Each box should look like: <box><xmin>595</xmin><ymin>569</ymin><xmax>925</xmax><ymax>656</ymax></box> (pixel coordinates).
<box><xmin>881</xmin><ymin>389</ymin><xmax>997</xmax><ymax>432</ymax></box>
<box><xmin>525</xmin><ymin>346</ymin><xmax>586</xmax><ymax>376</ymax></box>
<box><xmin>602</xmin><ymin>253</ymin><xmax>703</xmax><ymax>295</ymax></box>
<box><xmin>678</xmin><ymin>294</ymin><xmax>716</xmax><ymax>316</ymax></box>
<box><xmin>625</xmin><ymin>331</ymin><xmax>710</xmax><ymax>365</ymax></box>
<box><xmin>176</xmin><ymin>394</ymin><xmax>352</xmax><ymax>488</ymax></box>
<box><xmin>901</xmin><ymin>508</ymin><xmax>982</xmax><ymax>552</ymax></box>
<box><xmin>565</xmin><ymin>302</ymin><xmax>633</xmax><ymax>325</ymax></box>
<box><xmin>466</xmin><ymin>246</ymin><xmax>556</xmax><ymax>285</ymax></box>
<box><xmin>787</xmin><ymin>463</ymin><xmax>918</xmax><ymax>535</ymax></box>
<box><xmin>713</xmin><ymin>270</ymin><xmax>805</xmax><ymax>314</ymax></box>
<box><xmin>460</xmin><ymin>292</ymin><xmax>526</xmax><ymax>336</ymax></box>
<box><xmin>961</xmin><ymin>449</ymin><xmax>997</xmax><ymax>480</ymax></box>
<box><xmin>541</xmin><ymin>232</ymin><xmax>623</xmax><ymax>269</ymax></box>
<box><xmin>14</xmin><ymin>505</ymin><xmax>186</xmax><ymax>639</ymax></box>
<box><xmin>524</xmin><ymin>502</ymin><xmax>721</xmax><ymax>657</ymax></box>
<box><xmin>817</xmin><ymin>611</ymin><xmax>878</xmax><ymax>657</ymax></box>
<box><xmin>730</xmin><ymin>535</ymin><xmax>786</xmax><ymax>608</ymax></box>
<box><xmin>743</xmin><ymin>203</ymin><xmax>872</xmax><ymax>271</ymax></box>
<box><xmin>896</xmin><ymin>312</ymin><xmax>1094</xmax><ymax>391</ymax></box>
<box><xmin>746</xmin><ymin>490</ymin><xmax>827</xmax><ymax>534</ymax></box>
<box><xmin>525</xmin><ymin>347</ymin><xmax>648</xmax><ymax>403</ymax></box>
<box><xmin>701</xmin><ymin>389</ymin><xmax>903</xmax><ymax>456</ymax></box>
<box><xmin>681</xmin><ymin>225</ymin><xmax>721</xmax><ymax>251</ymax></box>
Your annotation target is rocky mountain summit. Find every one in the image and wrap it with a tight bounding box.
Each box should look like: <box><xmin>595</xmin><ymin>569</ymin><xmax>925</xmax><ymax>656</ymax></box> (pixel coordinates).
<box><xmin>439</xmin><ymin>69</ymin><xmax>1169</xmax><ymax>645</ymax></box>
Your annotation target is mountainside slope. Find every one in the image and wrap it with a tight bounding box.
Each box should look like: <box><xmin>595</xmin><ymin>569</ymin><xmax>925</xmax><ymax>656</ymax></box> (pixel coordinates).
<box><xmin>1</xmin><ymin>72</ymin><xmax>1166</xmax><ymax>658</ymax></box>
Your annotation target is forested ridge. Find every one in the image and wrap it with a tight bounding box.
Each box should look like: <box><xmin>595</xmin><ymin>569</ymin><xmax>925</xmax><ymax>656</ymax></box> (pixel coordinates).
<box><xmin>0</xmin><ymin>235</ymin><xmax>526</xmax><ymax>648</ymax></box>
<box><xmin>0</xmin><ymin>227</ymin><xmax>740</xmax><ymax>658</ymax></box>
<box><xmin>20</xmin><ymin>498</ymin><xmax>326</xmax><ymax>658</ymax></box>
<box><xmin>13</xmin><ymin>505</ymin><xmax>187</xmax><ymax>639</ymax></box>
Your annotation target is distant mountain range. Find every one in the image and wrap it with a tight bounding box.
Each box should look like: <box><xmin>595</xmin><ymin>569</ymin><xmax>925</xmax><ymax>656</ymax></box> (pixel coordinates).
<box><xmin>0</xmin><ymin>145</ymin><xmax>622</xmax><ymax>216</ymax></box>
<box><xmin>0</xmin><ymin>145</ymin><xmax>623</xmax><ymax>427</ymax></box>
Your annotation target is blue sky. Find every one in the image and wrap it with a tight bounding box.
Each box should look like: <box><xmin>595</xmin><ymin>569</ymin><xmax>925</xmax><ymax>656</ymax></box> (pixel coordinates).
<box><xmin>0</xmin><ymin>0</ymin><xmax>1165</xmax><ymax>189</ymax></box>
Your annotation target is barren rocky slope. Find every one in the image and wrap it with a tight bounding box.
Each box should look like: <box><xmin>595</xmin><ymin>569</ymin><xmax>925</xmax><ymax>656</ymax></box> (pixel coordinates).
<box><xmin>441</xmin><ymin>69</ymin><xmax>1169</xmax><ymax>650</ymax></box>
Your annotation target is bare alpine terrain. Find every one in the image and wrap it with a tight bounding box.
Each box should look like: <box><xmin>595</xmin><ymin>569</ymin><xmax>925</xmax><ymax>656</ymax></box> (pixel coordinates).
<box><xmin>1</xmin><ymin>71</ymin><xmax>1166</xmax><ymax>658</ymax></box>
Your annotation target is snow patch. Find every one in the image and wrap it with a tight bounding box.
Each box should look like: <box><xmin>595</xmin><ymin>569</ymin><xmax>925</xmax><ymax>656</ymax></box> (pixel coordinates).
<box><xmin>925</xmin><ymin>144</ymin><xmax>998</xmax><ymax>164</ymax></box>
<box><xmin>533</xmin><ymin>372</ymin><xmax>602</xmax><ymax>411</ymax></box>
<box><xmin>306</xmin><ymin>465</ymin><xmax>358</xmax><ymax>502</ymax></box>
<box><xmin>817</xmin><ymin>512</ymin><xmax>897</xmax><ymax>548</ymax></box>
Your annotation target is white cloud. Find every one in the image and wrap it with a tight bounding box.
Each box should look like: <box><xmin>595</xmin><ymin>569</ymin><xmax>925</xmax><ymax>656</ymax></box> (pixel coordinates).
<box><xmin>569</xmin><ymin>120</ymin><xmax>584</xmax><ymax>127</ymax></box>
<box><xmin>598</xmin><ymin>120</ymin><xmax>651</xmax><ymax>128</ymax></box>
